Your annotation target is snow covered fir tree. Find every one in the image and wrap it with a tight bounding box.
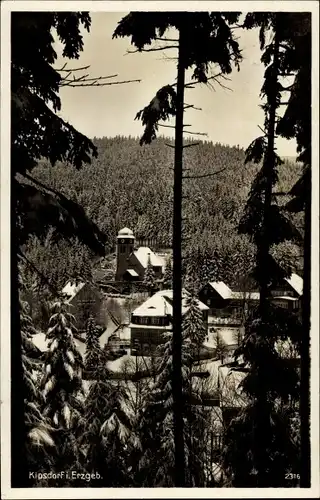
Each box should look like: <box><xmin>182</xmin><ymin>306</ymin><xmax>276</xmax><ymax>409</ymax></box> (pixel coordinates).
<box><xmin>7</xmin><ymin>8</ymin><xmax>314</xmax><ymax>491</ymax></box>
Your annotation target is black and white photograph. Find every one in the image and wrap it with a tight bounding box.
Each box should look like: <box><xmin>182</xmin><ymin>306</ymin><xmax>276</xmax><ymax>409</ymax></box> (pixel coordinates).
<box><xmin>1</xmin><ymin>1</ymin><xmax>319</xmax><ymax>497</ymax></box>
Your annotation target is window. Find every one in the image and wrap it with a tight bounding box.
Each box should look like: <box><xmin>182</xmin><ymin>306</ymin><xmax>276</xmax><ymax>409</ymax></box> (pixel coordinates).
<box><xmin>143</xmin><ymin>343</ymin><xmax>150</xmax><ymax>354</ymax></box>
<box><xmin>152</xmin><ymin>316</ymin><xmax>164</xmax><ymax>326</ymax></box>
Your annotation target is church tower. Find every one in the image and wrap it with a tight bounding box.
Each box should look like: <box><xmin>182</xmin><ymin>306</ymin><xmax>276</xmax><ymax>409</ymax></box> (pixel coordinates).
<box><xmin>115</xmin><ymin>227</ymin><xmax>135</xmax><ymax>280</ymax></box>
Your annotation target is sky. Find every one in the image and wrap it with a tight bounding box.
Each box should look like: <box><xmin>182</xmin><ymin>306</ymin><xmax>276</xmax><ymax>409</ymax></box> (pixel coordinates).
<box><xmin>54</xmin><ymin>12</ymin><xmax>297</xmax><ymax>157</ymax></box>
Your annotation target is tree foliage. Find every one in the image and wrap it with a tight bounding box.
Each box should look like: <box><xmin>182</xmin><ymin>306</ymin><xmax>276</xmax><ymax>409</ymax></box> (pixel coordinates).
<box><xmin>29</xmin><ymin>137</ymin><xmax>302</xmax><ymax>291</ymax></box>
<box><xmin>137</xmin><ymin>332</ymin><xmax>206</xmax><ymax>486</ymax></box>
<box><xmin>143</xmin><ymin>253</ymin><xmax>156</xmax><ymax>294</ymax></box>
<box><xmin>12</xmin><ymin>11</ymin><xmax>107</xmax><ymax>254</ymax></box>
<box><xmin>163</xmin><ymin>255</ymin><xmax>173</xmax><ymax>289</ymax></box>
<box><xmin>41</xmin><ymin>300</ymin><xmax>85</xmax><ymax>478</ymax></box>
<box><xmin>223</xmin><ymin>13</ymin><xmax>306</xmax><ymax>487</ymax></box>
<box><xmin>83</xmin><ymin>352</ymin><xmax>134</xmax><ymax>487</ymax></box>
<box><xmin>85</xmin><ymin>315</ymin><xmax>101</xmax><ymax>372</ymax></box>
<box><xmin>20</xmin><ymin>297</ymin><xmax>55</xmax><ymax>481</ymax></box>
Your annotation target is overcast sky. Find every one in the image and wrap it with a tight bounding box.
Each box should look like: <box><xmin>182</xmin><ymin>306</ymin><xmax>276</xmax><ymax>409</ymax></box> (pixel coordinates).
<box><xmin>54</xmin><ymin>12</ymin><xmax>297</xmax><ymax>157</ymax></box>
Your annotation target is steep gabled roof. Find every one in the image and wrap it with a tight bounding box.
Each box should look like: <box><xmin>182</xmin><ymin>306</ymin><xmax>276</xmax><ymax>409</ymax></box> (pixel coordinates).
<box><xmin>134</xmin><ymin>247</ymin><xmax>165</xmax><ymax>269</ymax></box>
<box><xmin>132</xmin><ymin>289</ymin><xmax>209</xmax><ymax>317</ymax></box>
<box><xmin>61</xmin><ymin>281</ymin><xmax>85</xmax><ymax>302</ymax></box>
<box><xmin>208</xmin><ymin>281</ymin><xmax>233</xmax><ymax>299</ymax></box>
<box><xmin>285</xmin><ymin>273</ymin><xmax>303</xmax><ymax>296</ymax></box>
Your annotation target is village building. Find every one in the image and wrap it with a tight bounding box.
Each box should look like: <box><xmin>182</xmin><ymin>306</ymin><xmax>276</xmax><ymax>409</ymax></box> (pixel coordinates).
<box><xmin>269</xmin><ymin>273</ymin><xmax>303</xmax><ymax>310</ymax></box>
<box><xmin>199</xmin><ymin>274</ymin><xmax>303</xmax><ymax>360</ymax></box>
<box><xmin>115</xmin><ymin>227</ymin><xmax>166</xmax><ymax>281</ymax></box>
<box><xmin>129</xmin><ymin>289</ymin><xmax>209</xmax><ymax>356</ymax></box>
<box><xmin>107</xmin><ymin>324</ymin><xmax>131</xmax><ymax>355</ymax></box>
<box><xmin>199</xmin><ymin>273</ymin><xmax>303</xmax><ymax>320</ymax></box>
<box><xmin>61</xmin><ymin>281</ymin><xmax>107</xmax><ymax>330</ymax></box>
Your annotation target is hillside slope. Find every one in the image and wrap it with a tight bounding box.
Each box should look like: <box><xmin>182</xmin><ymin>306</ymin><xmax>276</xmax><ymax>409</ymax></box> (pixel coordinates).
<box><xmin>27</xmin><ymin>136</ymin><xmax>303</xmax><ymax>288</ymax></box>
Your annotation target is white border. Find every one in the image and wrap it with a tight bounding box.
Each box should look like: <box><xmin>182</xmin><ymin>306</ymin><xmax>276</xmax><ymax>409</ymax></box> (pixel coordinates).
<box><xmin>1</xmin><ymin>1</ymin><xmax>319</xmax><ymax>499</ymax></box>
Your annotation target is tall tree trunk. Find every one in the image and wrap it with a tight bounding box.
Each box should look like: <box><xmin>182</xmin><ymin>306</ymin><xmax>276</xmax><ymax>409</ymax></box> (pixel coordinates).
<box><xmin>11</xmin><ymin>181</ymin><xmax>29</xmax><ymax>486</ymax></box>
<box><xmin>256</xmin><ymin>24</ymin><xmax>280</xmax><ymax>486</ymax></box>
<box><xmin>300</xmin><ymin>170</ymin><xmax>311</xmax><ymax>487</ymax></box>
<box><xmin>172</xmin><ymin>26</ymin><xmax>186</xmax><ymax>487</ymax></box>
<box><xmin>259</xmin><ymin>28</ymin><xmax>280</xmax><ymax>314</ymax></box>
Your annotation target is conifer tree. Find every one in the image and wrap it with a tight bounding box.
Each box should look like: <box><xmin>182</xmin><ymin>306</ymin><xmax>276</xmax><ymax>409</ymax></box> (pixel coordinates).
<box><xmin>138</xmin><ymin>332</ymin><xmax>205</xmax><ymax>486</ymax></box>
<box><xmin>223</xmin><ymin>13</ymin><xmax>303</xmax><ymax>487</ymax></box>
<box><xmin>143</xmin><ymin>253</ymin><xmax>156</xmax><ymax>296</ymax></box>
<box><xmin>85</xmin><ymin>315</ymin><xmax>101</xmax><ymax>373</ymax></box>
<box><xmin>11</xmin><ymin>12</ymin><xmax>106</xmax><ymax>484</ymax></box>
<box><xmin>20</xmin><ymin>298</ymin><xmax>54</xmax><ymax>481</ymax></box>
<box><xmin>212</xmin><ymin>329</ymin><xmax>229</xmax><ymax>363</ymax></box>
<box><xmin>163</xmin><ymin>255</ymin><xmax>173</xmax><ymax>289</ymax></box>
<box><xmin>113</xmin><ymin>13</ymin><xmax>242</xmax><ymax>485</ymax></box>
<box><xmin>182</xmin><ymin>294</ymin><xmax>206</xmax><ymax>362</ymax></box>
<box><xmin>275</xmin><ymin>13</ymin><xmax>311</xmax><ymax>487</ymax></box>
<box><xmin>41</xmin><ymin>300</ymin><xmax>85</xmax><ymax>479</ymax></box>
<box><xmin>83</xmin><ymin>350</ymin><xmax>134</xmax><ymax>486</ymax></box>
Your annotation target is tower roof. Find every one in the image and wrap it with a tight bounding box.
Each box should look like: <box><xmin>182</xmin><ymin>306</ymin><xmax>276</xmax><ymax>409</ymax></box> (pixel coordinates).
<box><xmin>117</xmin><ymin>227</ymin><xmax>134</xmax><ymax>238</ymax></box>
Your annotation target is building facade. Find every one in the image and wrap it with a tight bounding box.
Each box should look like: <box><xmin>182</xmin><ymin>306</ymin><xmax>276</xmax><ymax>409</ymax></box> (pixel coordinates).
<box><xmin>115</xmin><ymin>227</ymin><xmax>166</xmax><ymax>281</ymax></box>
<box><xmin>62</xmin><ymin>281</ymin><xmax>107</xmax><ymax>330</ymax></box>
<box><xmin>130</xmin><ymin>289</ymin><xmax>209</xmax><ymax>356</ymax></box>
<box><xmin>199</xmin><ymin>273</ymin><xmax>303</xmax><ymax>322</ymax></box>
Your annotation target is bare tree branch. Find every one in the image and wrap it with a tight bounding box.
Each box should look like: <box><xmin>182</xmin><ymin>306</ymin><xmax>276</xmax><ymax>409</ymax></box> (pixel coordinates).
<box><xmin>184</xmin><ymin>103</ymin><xmax>202</xmax><ymax>111</ymax></box>
<box><xmin>159</xmin><ymin>123</ymin><xmax>192</xmax><ymax>130</ymax></box>
<box><xmin>159</xmin><ymin>123</ymin><xmax>175</xmax><ymax>130</ymax></box>
<box><xmin>154</xmin><ymin>36</ymin><xmax>179</xmax><ymax>42</ymax></box>
<box><xmin>210</xmin><ymin>78</ymin><xmax>233</xmax><ymax>92</ymax></box>
<box><xmin>56</xmin><ymin>63</ymin><xmax>90</xmax><ymax>72</ymax></box>
<box><xmin>258</xmin><ymin>125</ymin><xmax>267</xmax><ymax>135</ymax></box>
<box><xmin>183</xmin><ymin>166</ymin><xmax>228</xmax><ymax>179</ymax></box>
<box><xmin>126</xmin><ymin>45</ymin><xmax>178</xmax><ymax>54</ymax></box>
<box><xmin>63</xmin><ymin>74</ymin><xmax>118</xmax><ymax>83</ymax></box>
<box><xmin>57</xmin><ymin>64</ymin><xmax>141</xmax><ymax>88</ymax></box>
<box><xmin>61</xmin><ymin>78</ymin><xmax>141</xmax><ymax>88</ymax></box>
<box><xmin>183</xmin><ymin>130</ymin><xmax>208</xmax><ymax>137</ymax></box>
<box><xmin>183</xmin><ymin>72</ymin><xmax>226</xmax><ymax>88</ymax></box>
<box><xmin>182</xmin><ymin>142</ymin><xmax>200</xmax><ymax>148</ymax></box>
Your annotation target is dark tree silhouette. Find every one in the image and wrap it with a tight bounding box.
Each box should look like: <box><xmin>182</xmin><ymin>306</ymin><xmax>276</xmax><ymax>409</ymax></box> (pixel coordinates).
<box><xmin>113</xmin><ymin>12</ymin><xmax>242</xmax><ymax>485</ymax></box>
<box><xmin>143</xmin><ymin>253</ymin><xmax>156</xmax><ymax>295</ymax></box>
<box><xmin>276</xmin><ymin>13</ymin><xmax>311</xmax><ymax>487</ymax></box>
<box><xmin>223</xmin><ymin>13</ymin><xmax>307</xmax><ymax>487</ymax></box>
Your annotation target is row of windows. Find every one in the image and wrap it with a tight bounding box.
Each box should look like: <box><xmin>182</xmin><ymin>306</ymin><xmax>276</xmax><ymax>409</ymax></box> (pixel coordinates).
<box><xmin>203</xmin><ymin>288</ymin><xmax>296</xmax><ymax>299</ymax></box>
<box><xmin>210</xmin><ymin>306</ymin><xmax>243</xmax><ymax>317</ymax></box>
<box><xmin>131</xmin><ymin>315</ymin><xmax>169</xmax><ymax>326</ymax></box>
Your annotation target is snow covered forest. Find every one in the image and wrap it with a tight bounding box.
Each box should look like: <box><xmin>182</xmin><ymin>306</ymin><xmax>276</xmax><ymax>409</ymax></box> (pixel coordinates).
<box><xmin>9</xmin><ymin>9</ymin><xmax>313</xmax><ymax>490</ymax></box>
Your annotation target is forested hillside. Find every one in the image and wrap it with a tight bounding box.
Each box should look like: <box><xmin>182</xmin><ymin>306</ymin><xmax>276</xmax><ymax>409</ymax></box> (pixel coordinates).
<box><xmin>24</xmin><ymin>136</ymin><xmax>303</xmax><ymax>290</ymax></box>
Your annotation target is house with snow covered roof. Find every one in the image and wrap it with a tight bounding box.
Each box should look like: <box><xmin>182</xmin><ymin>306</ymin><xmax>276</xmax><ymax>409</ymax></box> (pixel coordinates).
<box><xmin>199</xmin><ymin>273</ymin><xmax>303</xmax><ymax>325</ymax></box>
<box><xmin>115</xmin><ymin>227</ymin><xmax>166</xmax><ymax>281</ymax></box>
<box><xmin>129</xmin><ymin>289</ymin><xmax>209</xmax><ymax>356</ymax></box>
<box><xmin>61</xmin><ymin>280</ymin><xmax>107</xmax><ymax>330</ymax></box>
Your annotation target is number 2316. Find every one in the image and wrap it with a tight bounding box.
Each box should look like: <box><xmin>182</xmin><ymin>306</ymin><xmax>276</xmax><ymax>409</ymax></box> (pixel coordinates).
<box><xmin>285</xmin><ymin>473</ymin><xmax>300</xmax><ymax>480</ymax></box>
